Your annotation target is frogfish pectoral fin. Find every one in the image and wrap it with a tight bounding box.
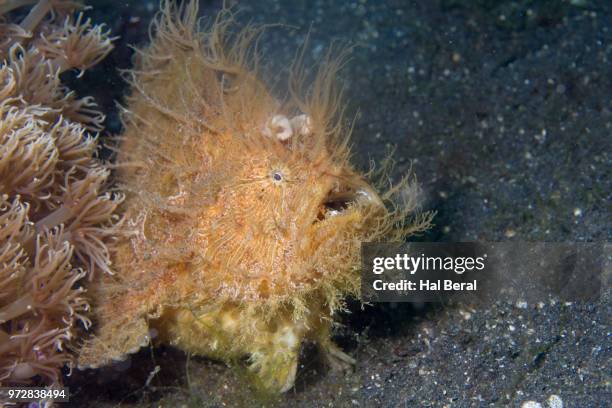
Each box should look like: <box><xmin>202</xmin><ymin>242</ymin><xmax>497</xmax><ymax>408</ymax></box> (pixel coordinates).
<box><xmin>247</xmin><ymin>346</ymin><xmax>299</xmax><ymax>393</ymax></box>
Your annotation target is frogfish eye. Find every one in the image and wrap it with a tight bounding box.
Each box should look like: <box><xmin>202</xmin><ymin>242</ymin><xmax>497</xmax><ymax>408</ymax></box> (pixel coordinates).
<box><xmin>271</xmin><ymin>171</ymin><xmax>283</xmax><ymax>182</ymax></box>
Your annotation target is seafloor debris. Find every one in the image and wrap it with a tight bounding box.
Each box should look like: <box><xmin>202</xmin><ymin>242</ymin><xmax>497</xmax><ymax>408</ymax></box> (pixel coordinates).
<box><xmin>0</xmin><ymin>0</ymin><xmax>119</xmax><ymax>386</ymax></box>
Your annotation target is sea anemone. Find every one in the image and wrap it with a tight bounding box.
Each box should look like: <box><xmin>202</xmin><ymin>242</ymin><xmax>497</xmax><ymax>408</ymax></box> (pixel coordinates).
<box><xmin>0</xmin><ymin>0</ymin><xmax>119</xmax><ymax>386</ymax></box>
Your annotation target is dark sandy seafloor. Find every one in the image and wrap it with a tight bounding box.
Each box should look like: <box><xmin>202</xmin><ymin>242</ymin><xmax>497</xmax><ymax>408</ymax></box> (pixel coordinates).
<box><xmin>62</xmin><ymin>0</ymin><xmax>611</xmax><ymax>407</ymax></box>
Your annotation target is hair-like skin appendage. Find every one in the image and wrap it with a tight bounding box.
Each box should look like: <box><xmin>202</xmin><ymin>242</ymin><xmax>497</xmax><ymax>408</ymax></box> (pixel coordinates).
<box><xmin>79</xmin><ymin>0</ymin><xmax>432</xmax><ymax>393</ymax></box>
<box><xmin>0</xmin><ymin>0</ymin><xmax>118</xmax><ymax>386</ymax></box>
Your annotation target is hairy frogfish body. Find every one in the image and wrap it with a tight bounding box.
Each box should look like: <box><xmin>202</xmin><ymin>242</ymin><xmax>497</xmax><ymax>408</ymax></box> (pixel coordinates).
<box><xmin>78</xmin><ymin>1</ymin><xmax>428</xmax><ymax>393</ymax></box>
